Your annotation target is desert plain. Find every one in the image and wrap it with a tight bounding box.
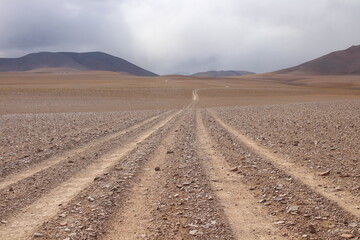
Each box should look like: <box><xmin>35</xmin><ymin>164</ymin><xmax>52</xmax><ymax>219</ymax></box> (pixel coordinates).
<box><xmin>0</xmin><ymin>71</ymin><xmax>359</xmax><ymax>240</ymax></box>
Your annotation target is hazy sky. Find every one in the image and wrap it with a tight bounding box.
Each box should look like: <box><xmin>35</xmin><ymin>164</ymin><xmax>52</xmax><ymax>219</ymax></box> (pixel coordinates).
<box><xmin>0</xmin><ymin>0</ymin><xmax>359</xmax><ymax>74</ymax></box>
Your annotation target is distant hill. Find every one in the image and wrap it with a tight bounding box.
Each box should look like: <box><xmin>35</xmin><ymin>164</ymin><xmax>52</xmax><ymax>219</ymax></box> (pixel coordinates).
<box><xmin>192</xmin><ymin>70</ymin><xmax>255</xmax><ymax>77</ymax></box>
<box><xmin>0</xmin><ymin>52</ymin><xmax>158</xmax><ymax>76</ymax></box>
<box><xmin>276</xmin><ymin>45</ymin><xmax>360</xmax><ymax>75</ymax></box>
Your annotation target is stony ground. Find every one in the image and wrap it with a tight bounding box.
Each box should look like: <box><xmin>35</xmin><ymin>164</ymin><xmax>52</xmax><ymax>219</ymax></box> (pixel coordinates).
<box><xmin>202</xmin><ymin>107</ymin><xmax>359</xmax><ymax>240</ymax></box>
<box><xmin>0</xmin><ymin>96</ymin><xmax>359</xmax><ymax>240</ymax></box>
<box><xmin>213</xmin><ymin>101</ymin><xmax>360</xmax><ymax>197</ymax></box>
<box><xmin>0</xmin><ymin>110</ymin><xmax>162</xmax><ymax>177</ymax></box>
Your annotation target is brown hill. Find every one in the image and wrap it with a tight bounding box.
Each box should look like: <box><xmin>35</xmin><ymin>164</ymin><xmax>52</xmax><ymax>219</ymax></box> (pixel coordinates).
<box><xmin>0</xmin><ymin>52</ymin><xmax>158</xmax><ymax>76</ymax></box>
<box><xmin>276</xmin><ymin>45</ymin><xmax>360</xmax><ymax>75</ymax></box>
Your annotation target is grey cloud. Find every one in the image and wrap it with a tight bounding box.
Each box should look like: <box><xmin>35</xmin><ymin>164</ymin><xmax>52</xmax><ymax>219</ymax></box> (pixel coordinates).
<box><xmin>0</xmin><ymin>0</ymin><xmax>359</xmax><ymax>74</ymax></box>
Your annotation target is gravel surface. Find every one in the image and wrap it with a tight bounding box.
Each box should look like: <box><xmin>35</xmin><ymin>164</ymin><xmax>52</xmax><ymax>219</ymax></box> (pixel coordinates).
<box><xmin>0</xmin><ymin>99</ymin><xmax>359</xmax><ymax>240</ymax></box>
<box><xmin>0</xmin><ymin>111</ymin><xmax>171</xmax><ymax>220</ymax></box>
<box><xmin>202</xmin><ymin>109</ymin><xmax>359</xmax><ymax>240</ymax></box>
<box><xmin>33</xmin><ymin>111</ymin><xmax>178</xmax><ymax>240</ymax></box>
<box><xmin>213</xmin><ymin>100</ymin><xmax>360</xmax><ymax>197</ymax></box>
<box><xmin>0</xmin><ymin>110</ymin><xmax>163</xmax><ymax>177</ymax></box>
<box><xmin>150</xmin><ymin>111</ymin><xmax>235</xmax><ymax>240</ymax></box>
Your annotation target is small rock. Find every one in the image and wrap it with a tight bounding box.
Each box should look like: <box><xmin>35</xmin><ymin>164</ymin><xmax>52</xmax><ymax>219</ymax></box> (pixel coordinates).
<box><xmin>349</xmin><ymin>222</ymin><xmax>357</xmax><ymax>227</ymax></box>
<box><xmin>287</xmin><ymin>206</ymin><xmax>299</xmax><ymax>214</ymax></box>
<box><xmin>94</xmin><ymin>176</ymin><xmax>103</xmax><ymax>181</ymax></box>
<box><xmin>274</xmin><ymin>221</ymin><xmax>285</xmax><ymax>225</ymax></box>
<box><xmin>59</xmin><ymin>221</ymin><xmax>67</xmax><ymax>226</ymax></box>
<box><xmin>309</xmin><ymin>224</ymin><xmax>316</xmax><ymax>234</ymax></box>
<box><xmin>340</xmin><ymin>233</ymin><xmax>354</xmax><ymax>239</ymax></box>
<box><xmin>230</xmin><ymin>166</ymin><xmax>238</xmax><ymax>172</ymax></box>
<box><xmin>319</xmin><ymin>170</ymin><xmax>331</xmax><ymax>176</ymax></box>
<box><xmin>33</xmin><ymin>232</ymin><xmax>43</xmax><ymax>238</ymax></box>
<box><xmin>1</xmin><ymin>220</ymin><xmax>7</xmax><ymax>224</ymax></box>
<box><xmin>335</xmin><ymin>186</ymin><xmax>343</xmax><ymax>192</ymax></box>
<box><xmin>87</xmin><ymin>196</ymin><xmax>95</xmax><ymax>202</ymax></box>
<box><xmin>155</xmin><ymin>167</ymin><xmax>161</xmax><ymax>171</ymax></box>
<box><xmin>189</xmin><ymin>230</ymin><xmax>198</xmax><ymax>235</ymax></box>
<box><xmin>85</xmin><ymin>227</ymin><xmax>94</xmax><ymax>231</ymax></box>
<box><xmin>166</xmin><ymin>150</ymin><xmax>174</xmax><ymax>154</ymax></box>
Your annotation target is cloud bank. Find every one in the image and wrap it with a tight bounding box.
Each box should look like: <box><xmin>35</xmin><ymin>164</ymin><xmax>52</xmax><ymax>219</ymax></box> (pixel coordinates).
<box><xmin>0</xmin><ymin>0</ymin><xmax>359</xmax><ymax>74</ymax></box>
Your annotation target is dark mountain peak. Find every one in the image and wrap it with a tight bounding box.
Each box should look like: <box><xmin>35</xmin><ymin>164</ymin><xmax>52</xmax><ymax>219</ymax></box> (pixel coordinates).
<box><xmin>276</xmin><ymin>45</ymin><xmax>360</xmax><ymax>75</ymax></box>
<box><xmin>0</xmin><ymin>52</ymin><xmax>158</xmax><ymax>76</ymax></box>
<box><xmin>192</xmin><ymin>70</ymin><xmax>255</xmax><ymax>77</ymax></box>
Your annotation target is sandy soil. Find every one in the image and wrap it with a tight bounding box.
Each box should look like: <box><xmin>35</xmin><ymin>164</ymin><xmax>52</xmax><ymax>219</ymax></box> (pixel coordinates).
<box><xmin>0</xmin><ymin>71</ymin><xmax>359</xmax><ymax>239</ymax></box>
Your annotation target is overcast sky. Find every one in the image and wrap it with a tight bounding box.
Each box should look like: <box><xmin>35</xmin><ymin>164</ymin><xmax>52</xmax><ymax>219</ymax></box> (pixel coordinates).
<box><xmin>0</xmin><ymin>0</ymin><xmax>359</xmax><ymax>74</ymax></box>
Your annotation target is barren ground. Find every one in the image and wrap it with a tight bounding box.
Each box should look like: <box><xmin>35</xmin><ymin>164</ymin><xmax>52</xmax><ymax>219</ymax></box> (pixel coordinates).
<box><xmin>0</xmin><ymin>71</ymin><xmax>359</xmax><ymax>240</ymax></box>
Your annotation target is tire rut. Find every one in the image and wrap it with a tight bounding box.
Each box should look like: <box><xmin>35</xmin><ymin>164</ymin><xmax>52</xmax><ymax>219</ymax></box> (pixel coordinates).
<box><xmin>0</xmin><ymin>111</ymin><xmax>164</xmax><ymax>178</ymax></box>
<box><xmin>0</xmin><ymin>111</ymin><xmax>172</xmax><ymax>220</ymax></box>
<box><xmin>0</xmin><ymin>112</ymin><xmax>168</xmax><ymax>191</ymax></box>
<box><xmin>0</xmin><ymin>110</ymin><xmax>180</xmax><ymax>240</ymax></box>
<box><xmin>102</xmin><ymin>109</ymin><xmax>188</xmax><ymax>240</ymax></box>
<box><xmin>203</xmin><ymin>110</ymin><xmax>359</xmax><ymax>239</ymax></box>
<box><xmin>149</xmin><ymin>110</ymin><xmax>235</xmax><ymax>240</ymax></box>
<box><xmin>196</xmin><ymin>110</ymin><xmax>287</xmax><ymax>240</ymax></box>
<box><xmin>208</xmin><ymin>109</ymin><xmax>360</xmax><ymax>219</ymax></box>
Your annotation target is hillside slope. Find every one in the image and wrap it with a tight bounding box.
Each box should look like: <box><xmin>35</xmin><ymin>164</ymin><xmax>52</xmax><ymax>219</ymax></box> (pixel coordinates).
<box><xmin>276</xmin><ymin>45</ymin><xmax>360</xmax><ymax>75</ymax></box>
<box><xmin>0</xmin><ymin>52</ymin><xmax>158</xmax><ymax>76</ymax></box>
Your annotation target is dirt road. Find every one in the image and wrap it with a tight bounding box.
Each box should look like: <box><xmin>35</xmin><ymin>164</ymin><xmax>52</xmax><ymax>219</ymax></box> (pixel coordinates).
<box><xmin>0</xmin><ymin>89</ymin><xmax>359</xmax><ymax>240</ymax></box>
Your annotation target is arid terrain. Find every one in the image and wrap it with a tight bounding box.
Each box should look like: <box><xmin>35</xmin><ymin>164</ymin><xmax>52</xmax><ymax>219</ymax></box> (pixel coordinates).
<box><xmin>0</xmin><ymin>70</ymin><xmax>359</xmax><ymax>240</ymax></box>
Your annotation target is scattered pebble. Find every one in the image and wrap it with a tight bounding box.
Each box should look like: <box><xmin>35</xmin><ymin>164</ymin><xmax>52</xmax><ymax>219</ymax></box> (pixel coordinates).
<box><xmin>33</xmin><ymin>232</ymin><xmax>43</xmax><ymax>238</ymax></box>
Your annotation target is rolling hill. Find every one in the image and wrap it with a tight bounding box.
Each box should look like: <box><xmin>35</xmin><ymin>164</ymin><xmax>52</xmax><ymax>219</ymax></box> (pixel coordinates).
<box><xmin>276</xmin><ymin>45</ymin><xmax>360</xmax><ymax>75</ymax></box>
<box><xmin>192</xmin><ymin>70</ymin><xmax>255</xmax><ymax>77</ymax></box>
<box><xmin>0</xmin><ymin>52</ymin><xmax>158</xmax><ymax>76</ymax></box>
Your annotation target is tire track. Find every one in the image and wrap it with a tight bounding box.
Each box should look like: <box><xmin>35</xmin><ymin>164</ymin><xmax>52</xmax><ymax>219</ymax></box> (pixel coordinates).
<box><xmin>0</xmin><ymin>112</ymin><xmax>171</xmax><ymax>220</ymax></box>
<box><xmin>103</xmin><ymin>90</ymin><xmax>200</xmax><ymax>239</ymax></box>
<box><xmin>0</xmin><ymin>110</ymin><xmax>180</xmax><ymax>240</ymax></box>
<box><xmin>149</xmin><ymin>111</ymin><xmax>235</xmax><ymax>240</ymax></box>
<box><xmin>103</xmin><ymin>110</ymin><xmax>186</xmax><ymax>240</ymax></box>
<box><xmin>208</xmin><ymin>109</ymin><xmax>360</xmax><ymax>219</ymax></box>
<box><xmin>0</xmin><ymin>112</ymin><xmax>168</xmax><ymax>191</ymax></box>
<box><xmin>203</xmin><ymin>110</ymin><xmax>359</xmax><ymax>239</ymax></box>
<box><xmin>185</xmin><ymin>89</ymin><xmax>200</xmax><ymax>110</ymax></box>
<box><xmin>196</xmin><ymin>110</ymin><xmax>287</xmax><ymax>240</ymax></box>
<box><xmin>0</xmin><ymin>111</ymin><xmax>163</xmax><ymax>179</ymax></box>
<box><xmin>192</xmin><ymin>89</ymin><xmax>199</xmax><ymax>101</ymax></box>
<box><xmin>29</xmin><ymin>91</ymin><xmax>200</xmax><ymax>239</ymax></box>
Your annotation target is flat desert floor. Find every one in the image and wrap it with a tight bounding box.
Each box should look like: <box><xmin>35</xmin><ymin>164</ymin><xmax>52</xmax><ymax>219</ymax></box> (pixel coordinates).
<box><xmin>0</xmin><ymin>71</ymin><xmax>359</xmax><ymax>240</ymax></box>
